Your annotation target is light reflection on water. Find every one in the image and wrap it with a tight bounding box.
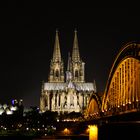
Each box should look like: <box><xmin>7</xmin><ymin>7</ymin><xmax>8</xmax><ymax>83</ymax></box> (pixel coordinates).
<box><xmin>32</xmin><ymin>135</ymin><xmax>89</xmax><ymax>140</ymax></box>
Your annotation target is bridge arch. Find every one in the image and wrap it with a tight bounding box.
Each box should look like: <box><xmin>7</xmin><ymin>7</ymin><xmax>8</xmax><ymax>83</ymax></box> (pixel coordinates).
<box><xmin>102</xmin><ymin>42</ymin><xmax>140</xmax><ymax>115</ymax></box>
<box><xmin>85</xmin><ymin>92</ymin><xmax>102</xmax><ymax>118</ymax></box>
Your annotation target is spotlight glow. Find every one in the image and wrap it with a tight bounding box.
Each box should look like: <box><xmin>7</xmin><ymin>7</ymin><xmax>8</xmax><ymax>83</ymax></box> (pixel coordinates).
<box><xmin>88</xmin><ymin>125</ymin><xmax>98</xmax><ymax>140</ymax></box>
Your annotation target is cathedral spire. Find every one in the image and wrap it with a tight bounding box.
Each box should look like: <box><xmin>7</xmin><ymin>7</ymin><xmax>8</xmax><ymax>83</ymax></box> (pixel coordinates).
<box><xmin>49</xmin><ymin>30</ymin><xmax>64</xmax><ymax>82</ymax></box>
<box><xmin>72</xmin><ymin>29</ymin><xmax>80</xmax><ymax>62</ymax></box>
<box><xmin>53</xmin><ymin>30</ymin><xmax>61</xmax><ymax>62</ymax></box>
<box><xmin>67</xmin><ymin>52</ymin><xmax>71</xmax><ymax>71</ymax></box>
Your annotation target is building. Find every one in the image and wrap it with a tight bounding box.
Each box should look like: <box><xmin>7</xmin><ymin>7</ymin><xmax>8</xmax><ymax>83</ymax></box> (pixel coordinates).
<box><xmin>40</xmin><ymin>30</ymin><xmax>96</xmax><ymax>114</ymax></box>
<box><xmin>0</xmin><ymin>99</ymin><xmax>24</xmax><ymax>116</ymax></box>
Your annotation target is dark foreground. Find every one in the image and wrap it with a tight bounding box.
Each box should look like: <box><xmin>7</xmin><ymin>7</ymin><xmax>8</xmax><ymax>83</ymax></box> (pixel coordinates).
<box><xmin>0</xmin><ymin>122</ymin><xmax>140</xmax><ymax>140</ymax></box>
<box><xmin>0</xmin><ymin>135</ymin><xmax>88</xmax><ymax>140</ymax></box>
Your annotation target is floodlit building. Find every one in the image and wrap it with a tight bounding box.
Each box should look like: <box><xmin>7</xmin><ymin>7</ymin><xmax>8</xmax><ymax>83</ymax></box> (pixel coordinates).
<box><xmin>40</xmin><ymin>30</ymin><xmax>96</xmax><ymax>114</ymax></box>
<box><xmin>0</xmin><ymin>99</ymin><xmax>23</xmax><ymax>116</ymax></box>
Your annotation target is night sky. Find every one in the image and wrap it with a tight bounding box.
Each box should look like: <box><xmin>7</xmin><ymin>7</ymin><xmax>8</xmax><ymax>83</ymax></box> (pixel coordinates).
<box><xmin>0</xmin><ymin>3</ymin><xmax>140</xmax><ymax>108</ymax></box>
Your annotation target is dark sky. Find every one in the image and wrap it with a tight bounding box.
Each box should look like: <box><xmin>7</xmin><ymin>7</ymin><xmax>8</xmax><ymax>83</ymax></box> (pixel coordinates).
<box><xmin>0</xmin><ymin>3</ymin><xmax>140</xmax><ymax>108</ymax></box>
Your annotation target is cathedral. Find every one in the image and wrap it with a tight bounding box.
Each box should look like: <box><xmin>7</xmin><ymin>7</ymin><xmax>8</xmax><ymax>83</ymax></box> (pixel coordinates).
<box><xmin>40</xmin><ymin>30</ymin><xmax>96</xmax><ymax>114</ymax></box>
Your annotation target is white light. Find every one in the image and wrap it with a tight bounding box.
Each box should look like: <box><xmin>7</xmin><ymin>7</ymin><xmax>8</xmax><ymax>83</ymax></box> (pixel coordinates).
<box><xmin>0</xmin><ymin>108</ymin><xmax>4</xmax><ymax>115</ymax></box>
<box><xmin>6</xmin><ymin>110</ymin><xmax>13</xmax><ymax>115</ymax></box>
<box><xmin>3</xmin><ymin>104</ymin><xmax>7</xmax><ymax>110</ymax></box>
<box><xmin>10</xmin><ymin>106</ymin><xmax>17</xmax><ymax>111</ymax></box>
<box><xmin>18</xmin><ymin>124</ymin><xmax>22</xmax><ymax>127</ymax></box>
<box><xmin>26</xmin><ymin>127</ymin><xmax>29</xmax><ymax>130</ymax></box>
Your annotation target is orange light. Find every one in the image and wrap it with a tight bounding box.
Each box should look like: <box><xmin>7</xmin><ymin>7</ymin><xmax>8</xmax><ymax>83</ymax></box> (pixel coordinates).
<box><xmin>63</xmin><ymin>128</ymin><xmax>70</xmax><ymax>135</ymax></box>
<box><xmin>86</xmin><ymin>128</ymin><xmax>90</xmax><ymax>134</ymax></box>
<box><xmin>88</xmin><ymin>125</ymin><xmax>98</xmax><ymax>140</ymax></box>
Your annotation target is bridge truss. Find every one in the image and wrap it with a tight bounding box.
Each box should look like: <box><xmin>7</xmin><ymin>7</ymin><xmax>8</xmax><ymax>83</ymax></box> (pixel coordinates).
<box><xmin>86</xmin><ymin>42</ymin><xmax>140</xmax><ymax>118</ymax></box>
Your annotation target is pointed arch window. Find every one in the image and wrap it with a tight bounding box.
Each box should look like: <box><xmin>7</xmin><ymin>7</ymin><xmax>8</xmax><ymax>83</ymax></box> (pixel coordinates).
<box><xmin>55</xmin><ymin>69</ymin><xmax>59</xmax><ymax>77</ymax></box>
<box><xmin>75</xmin><ymin>70</ymin><xmax>78</xmax><ymax>78</ymax></box>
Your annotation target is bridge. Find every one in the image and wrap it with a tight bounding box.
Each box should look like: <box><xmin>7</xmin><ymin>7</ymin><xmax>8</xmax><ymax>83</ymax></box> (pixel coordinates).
<box><xmin>81</xmin><ymin>42</ymin><xmax>140</xmax><ymax>139</ymax></box>
<box><xmin>86</xmin><ymin>42</ymin><xmax>140</xmax><ymax>120</ymax></box>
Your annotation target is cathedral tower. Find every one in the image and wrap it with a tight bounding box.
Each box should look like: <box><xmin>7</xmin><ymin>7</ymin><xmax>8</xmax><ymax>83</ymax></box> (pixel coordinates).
<box><xmin>48</xmin><ymin>30</ymin><xmax>64</xmax><ymax>82</ymax></box>
<box><xmin>71</xmin><ymin>30</ymin><xmax>85</xmax><ymax>82</ymax></box>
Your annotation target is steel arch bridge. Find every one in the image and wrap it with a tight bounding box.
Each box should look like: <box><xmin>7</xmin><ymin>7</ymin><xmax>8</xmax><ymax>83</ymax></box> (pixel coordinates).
<box><xmin>86</xmin><ymin>42</ymin><xmax>140</xmax><ymax>118</ymax></box>
<box><xmin>102</xmin><ymin>42</ymin><xmax>140</xmax><ymax>116</ymax></box>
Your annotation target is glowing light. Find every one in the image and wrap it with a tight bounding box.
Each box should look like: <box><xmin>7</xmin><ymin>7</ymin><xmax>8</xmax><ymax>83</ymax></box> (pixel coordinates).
<box><xmin>6</xmin><ymin>110</ymin><xmax>13</xmax><ymax>115</ymax></box>
<box><xmin>3</xmin><ymin>104</ymin><xmax>7</xmax><ymax>110</ymax></box>
<box><xmin>12</xmin><ymin>100</ymin><xmax>15</xmax><ymax>105</ymax></box>
<box><xmin>63</xmin><ymin>128</ymin><xmax>70</xmax><ymax>135</ymax></box>
<box><xmin>88</xmin><ymin>125</ymin><xmax>98</xmax><ymax>140</ymax></box>
<box><xmin>10</xmin><ymin>106</ymin><xmax>17</xmax><ymax>111</ymax></box>
<box><xmin>0</xmin><ymin>108</ymin><xmax>4</xmax><ymax>115</ymax></box>
<box><xmin>18</xmin><ymin>124</ymin><xmax>22</xmax><ymax>128</ymax></box>
<box><xmin>86</xmin><ymin>128</ymin><xmax>90</xmax><ymax>134</ymax></box>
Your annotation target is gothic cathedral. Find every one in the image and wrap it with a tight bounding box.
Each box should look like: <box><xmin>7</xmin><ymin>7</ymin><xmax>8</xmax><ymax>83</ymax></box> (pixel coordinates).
<box><xmin>40</xmin><ymin>30</ymin><xmax>96</xmax><ymax>113</ymax></box>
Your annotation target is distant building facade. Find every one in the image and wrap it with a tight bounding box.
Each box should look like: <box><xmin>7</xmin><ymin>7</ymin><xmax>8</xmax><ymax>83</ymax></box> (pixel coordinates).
<box><xmin>40</xmin><ymin>30</ymin><xmax>96</xmax><ymax>113</ymax></box>
<box><xmin>0</xmin><ymin>99</ymin><xmax>23</xmax><ymax>116</ymax></box>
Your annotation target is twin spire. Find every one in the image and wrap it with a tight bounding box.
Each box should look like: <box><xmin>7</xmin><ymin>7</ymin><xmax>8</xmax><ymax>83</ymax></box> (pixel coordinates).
<box><xmin>52</xmin><ymin>29</ymin><xmax>80</xmax><ymax>62</ymax></box>
<box><xmin>72</xmin><ymin>30</ymin><xmax>80</xmax><ymax>62</ymax></box>
<box><xmin>50</xmin><ymin>29</ymin><xmax>85</xmax><ymax>83</ymax></box>
<box><xmin>52</xmin><ymin>30</ymin><xmax>61</xmax><ymax>62</ymax></box>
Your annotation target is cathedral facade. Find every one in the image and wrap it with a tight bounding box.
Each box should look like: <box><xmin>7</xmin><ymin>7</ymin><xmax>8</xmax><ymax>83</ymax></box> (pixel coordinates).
<box><xmin>40</xmin><ymin>30</ymin><xmax>96</xmax><ymax>113</ymax></box>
